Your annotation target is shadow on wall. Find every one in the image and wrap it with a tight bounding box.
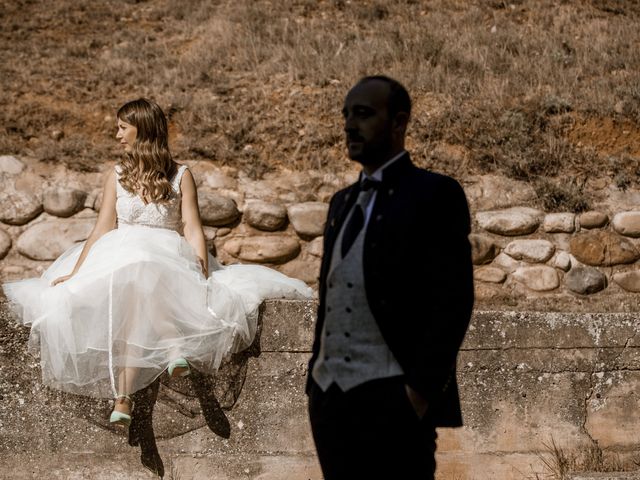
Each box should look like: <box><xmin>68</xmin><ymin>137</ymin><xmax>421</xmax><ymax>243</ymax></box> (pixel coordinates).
<box><xmin>0</xmin><ymin>297</ymin><xmax>265</xmax><ymax>476</ymax></box>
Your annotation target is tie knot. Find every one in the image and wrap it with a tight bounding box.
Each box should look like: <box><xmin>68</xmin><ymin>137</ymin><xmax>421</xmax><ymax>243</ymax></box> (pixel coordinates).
<box><xmin>361</xmin><ymin>178</ymin><xmax>382</xmax><ymax>191</ymax></box>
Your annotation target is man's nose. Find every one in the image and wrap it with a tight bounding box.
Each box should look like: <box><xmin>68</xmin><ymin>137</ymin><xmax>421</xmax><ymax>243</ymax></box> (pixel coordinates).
<box><xmin>344</xmin><ymin>113</ymin><xmax>356</xmax><ymax>131</ymax></box>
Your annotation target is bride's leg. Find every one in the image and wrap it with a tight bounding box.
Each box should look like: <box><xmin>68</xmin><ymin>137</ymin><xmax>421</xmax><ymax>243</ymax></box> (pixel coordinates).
<box><xmin>152</xmin><ymin>308</ymin><xmax>191</xmax><ymax>378</ymax></box>
<box><xmin>112</xmin><ymin>301</ymin><xmax>140</xmax><ymax>412</ymax></box>
<box><xmin>115</xmin><ymin>366</ymin><xmax>138</xmax><ymax>406</ymax></box>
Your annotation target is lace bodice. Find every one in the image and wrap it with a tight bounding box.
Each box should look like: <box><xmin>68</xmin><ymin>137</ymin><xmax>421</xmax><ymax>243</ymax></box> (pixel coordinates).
<box><xmin>115</xmin><ymin>165</ymin><xmax>187</xmax><ymax>232</ymax></box>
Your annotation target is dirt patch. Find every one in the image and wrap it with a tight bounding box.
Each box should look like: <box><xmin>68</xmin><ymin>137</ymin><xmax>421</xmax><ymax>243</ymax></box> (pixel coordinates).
<box><xmin>568</xmin><ymin>115</ymin><xmax>640</xmax><ymax>158</ymax></box>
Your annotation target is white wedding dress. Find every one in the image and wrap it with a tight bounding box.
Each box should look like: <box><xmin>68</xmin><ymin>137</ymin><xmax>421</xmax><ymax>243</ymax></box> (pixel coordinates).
<box><xmin>3</xmin><ymin>165</ymin><xmax>313</xmax><ymax>398</ymax></box>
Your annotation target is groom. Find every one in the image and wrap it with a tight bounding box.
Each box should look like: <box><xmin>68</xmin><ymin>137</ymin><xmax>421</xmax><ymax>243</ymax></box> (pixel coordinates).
<box><xmin>307</xmin><ymin>76</ymin><xmax>474</xmax><ymax>479</ymax></box>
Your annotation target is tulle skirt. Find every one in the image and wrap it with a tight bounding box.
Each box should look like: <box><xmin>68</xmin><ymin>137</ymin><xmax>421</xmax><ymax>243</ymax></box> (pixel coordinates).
<box><xmin>2</xmin><ymin>225</ymin><xmax>314</xmax><ymax>398</ymax></box>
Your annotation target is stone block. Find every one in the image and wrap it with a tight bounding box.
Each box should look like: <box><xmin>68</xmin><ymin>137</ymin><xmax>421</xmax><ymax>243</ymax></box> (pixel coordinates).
<box><xmin>570</xmin><ymin>231</ymin><xmax>639</xmax><ymax>266</ymax></box>
<box><xmin>552</xmin><ymin>251</ymin><xmax>572</xmax><ymax>271</ymax></box>
<box><xmin>260</xmin><ymin>299</ymin><xmax>316</xmax><ymax>352</ymax></box>
<box><xmin>244</xmin><ymin>200</ymin><xmax>287</xmax><ymax>232</ymax></box>
<box><xmin>579</xmin><ymin>211</ymin><xmax>609</xmax><ymax>229</ymax></box>
<box><xmin>569</xmin><ymin>473</ymin><xmax>640</xmax><ymax>480</ymax></box>
<box><xmin>566</xmin><ymin>266</ymin><xmax>607</xmax><ymax>295</ymax></box>
<box><xmin>4</xmin><ymin>302</ymin><xmax>640</xmax><ymax>480</ymax></box>
<box><xmin>306</xmin><ymin>237</ymin><xmax>323</xmax><ymax>258</ymax></box>
<box><xmin>199</xmin><ymin>190</ymin><xmax>241</xmax><ymax>226</ymax></box>
<box><xmin>464</xmin><ymin>311</ymin><xmax>639</xmax><ymax>350</ymax></box>
<box><xmin>613</xmin><ymin>271</ymin><xmax>640</xmax><ymax>293</ymax></box>
<box><xmin>512</xmin><ymin>265</ymin><xmax>559</xmax><ymax>291</ymax></box>
<box><xmin>0</xmin><ymin>228</ymin><xmax>11</xmax><ymax>260</ymax></box>
<box><xmin>170</xmin><ymin>454</ymin><xmax>321</xmax><ymax>480</ymax></box>
<box><xmin>287</xmin><ymin>202</ymin><xmax>329</xmax><ymax>239</ymax></box>
<box><xmin>278</xmin><ymin>255</ymin><xmax>320</xmax><ymax>285</ymax></box>
<box><xmin>585</xmin><ymin>371</ymin><xmax>640</xmax><ymax>449</ymax></box>
<box><xmin>543</xmin><ymin>212</ymin><xmax>576</xmax><ymax>233</ymax></box>
<box><xmin>0</xmin><ymin>155</ymin><xmax>25</xmax><ymax>175</ymax></box>
<box><xmin>469</xmin><ymin>233</ymin><xmax>497</xmax><ymax>265</ymax></box>
<box><xmin>0</xmin><ymin>185</ymin><xmax>43</xmax><ymax>225</ymax></box>
<box><xmin>612</xmin><ymin>211</ymin><xmax>640</xmax><ymax>237</ymax></box>
<box><xmin>492</xmin><ymin>252</ymin><xmax>525</xmax><ymax>273</ymax></box>
<box><xmin>223</xmin><ymin>235</ymin><xmax>301</xmax><ymax>264</ymax></box>
<box><xmin>43</xmin><ymin>187</ymin><xmax>87</xmax><ymax>218</ymax></box>
<box><xmin>473</xmin><ymin>266</ymin><xmax>506</xmax><ymax>283</ymax></box>
<box><xmin>16</xmin><ymin>219</ymin><xmax>94</xmax><ymax>260</ymax></box>
<box><xmin>504</xmin><ymin>239</ymin><xmax>555</xmax><ymax>262</ymax></box>
<box><xmin>476</xmin><ymin>207</ymin><xmax>543</xmax><ymax>236</ymax></box>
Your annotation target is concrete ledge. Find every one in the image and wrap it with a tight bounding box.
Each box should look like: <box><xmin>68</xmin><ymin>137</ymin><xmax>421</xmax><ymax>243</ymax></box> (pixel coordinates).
<box><xmin>569</xmin><ymin>474</ymin><xmax>640</xmax><ymax>480</ymax></box>
<box><xmin>0</xmin><ymin>453</ymin><xmax>320</xmax><ymax>480</ymax></box>
<box><xmin>2</xmin><ymin>300</ymin><xmax>640</xmax><ymax>479</ymax></box>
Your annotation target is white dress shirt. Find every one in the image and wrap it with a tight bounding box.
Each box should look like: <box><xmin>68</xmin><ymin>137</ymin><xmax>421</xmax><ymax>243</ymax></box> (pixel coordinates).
<box><xmin>360</xmin><ymin>150</ymin><xmax>406</xmax><ymax>226</ymax></box>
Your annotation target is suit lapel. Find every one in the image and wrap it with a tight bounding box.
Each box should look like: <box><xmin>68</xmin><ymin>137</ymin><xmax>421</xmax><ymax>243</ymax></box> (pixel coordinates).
<box><xmin>322</xmin><ymin>154</ymin><xmax>413</xmax><ymax>281</ymax></box>
<box><xmin>326</xmin><ymin>184</ymin><xmax>359</xmax><ymax>255</ymax></box>
<box><xmin>364</xmin><ymin>152</ymin><xmax>413</xmax><ymax>239</ymax></box>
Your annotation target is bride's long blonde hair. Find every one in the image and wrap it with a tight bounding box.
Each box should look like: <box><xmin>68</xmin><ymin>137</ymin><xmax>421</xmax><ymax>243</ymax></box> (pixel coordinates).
<box><xmin>117</xmin><ymin>98</ymin><xmax>177</xmax><ymax>204</ymax></box>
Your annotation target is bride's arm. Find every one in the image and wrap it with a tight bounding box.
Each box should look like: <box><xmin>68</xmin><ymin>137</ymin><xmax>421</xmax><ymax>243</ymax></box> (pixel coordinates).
<box><xmin>181</xmin><ymin>169</ymin><xmax>208</xmax><ymax>277</ymax></box>
<box><xmin>51</xmin><ymin>169</ymin><xmax>118</xmax><ymax>285</ymax></box>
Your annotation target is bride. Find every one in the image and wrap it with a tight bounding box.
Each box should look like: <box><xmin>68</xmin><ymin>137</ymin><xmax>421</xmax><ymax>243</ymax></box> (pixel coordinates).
<box><xmin>3</xmin><ymin>98</ymin><xmax>313</xmax><ymax>428</ymax></box>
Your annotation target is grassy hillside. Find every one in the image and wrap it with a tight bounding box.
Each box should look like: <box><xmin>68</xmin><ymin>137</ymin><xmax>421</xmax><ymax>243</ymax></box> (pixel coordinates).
<box><xmin>2</xmin><ymin>0</ymin><xmax>640</xmax><ymax>210</ymax></box>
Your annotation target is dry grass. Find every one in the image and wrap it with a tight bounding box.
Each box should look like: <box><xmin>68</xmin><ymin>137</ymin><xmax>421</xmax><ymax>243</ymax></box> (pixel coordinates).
<box><xmin>2</xmin><ymin>0</ymin><xmax>640</xmax><ymax>208</ymax></box>
<box><xmin>532</xmin><ymin>438</ymin><xmax>627</xmax><ymax>479</ymax></box>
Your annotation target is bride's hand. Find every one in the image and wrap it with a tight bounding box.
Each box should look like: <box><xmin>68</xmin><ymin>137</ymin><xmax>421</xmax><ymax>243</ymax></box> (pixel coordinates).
<box><xmin>51</xmin><ymin>273</ymin><xmax>74</xmax><ymax>286</ymax></box>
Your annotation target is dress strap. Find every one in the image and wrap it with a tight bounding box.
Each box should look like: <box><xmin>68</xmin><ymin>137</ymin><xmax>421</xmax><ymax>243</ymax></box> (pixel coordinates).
<box><xmin>114</xmin><ymin>165</ymin><xmax>124</xmax><ymax>194</ymax></box>
<box><xmin>171</xmin><ymin>165</ymin><xmax>188</xmax><ymax>193</ymax></box>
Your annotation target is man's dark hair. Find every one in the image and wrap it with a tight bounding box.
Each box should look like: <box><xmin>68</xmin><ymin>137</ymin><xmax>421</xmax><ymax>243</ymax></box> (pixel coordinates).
<box><xmin>357</xmin><ymin>75</ymin><xmax>412</xmax><ymax>118</ymax></box>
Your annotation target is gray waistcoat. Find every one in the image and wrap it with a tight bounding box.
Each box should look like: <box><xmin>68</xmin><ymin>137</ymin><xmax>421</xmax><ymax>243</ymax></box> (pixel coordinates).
<box><xmin>311</xmin><ymin>205</ymin><xmax>403</xmax><ymax>392</ymax></box>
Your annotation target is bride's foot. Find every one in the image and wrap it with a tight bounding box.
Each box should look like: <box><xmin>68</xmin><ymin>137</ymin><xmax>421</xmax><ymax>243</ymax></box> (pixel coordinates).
<box><xmin>110</xmin><ymin>394</ymin><xmax>133</xmax><ymax>427</ymax></box>
<box><xmin>168</xmin><ymin>358</ymin><xmax>190</xmax><ymax>378</ymax></box>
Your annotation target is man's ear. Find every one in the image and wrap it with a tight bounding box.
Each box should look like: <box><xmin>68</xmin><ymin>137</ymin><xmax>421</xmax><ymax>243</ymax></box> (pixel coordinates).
<box><xmin>392</xmin><ymin>111</ymin><xmax>410</xmax><ymax>134</ymax></box>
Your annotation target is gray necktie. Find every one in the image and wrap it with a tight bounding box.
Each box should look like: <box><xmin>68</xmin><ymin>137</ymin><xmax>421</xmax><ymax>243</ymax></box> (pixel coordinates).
<box><xmin>340</xmin><ymin>179</ymin><xmax>381</xmax><ymax>257</ymax></box>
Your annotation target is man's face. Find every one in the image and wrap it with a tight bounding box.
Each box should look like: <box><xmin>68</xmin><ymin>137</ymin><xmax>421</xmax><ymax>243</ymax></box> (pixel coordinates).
<box><xmin>342</xmin><ymin>81</ymin><xmax>393</xmax><ymax>165</ymax></box>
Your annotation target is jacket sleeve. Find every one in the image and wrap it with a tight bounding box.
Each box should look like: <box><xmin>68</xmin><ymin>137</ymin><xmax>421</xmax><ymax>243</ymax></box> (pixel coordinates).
<box><xmin>403</xmin><ymin>176</ymin><xmax>474</xmax><ymax>405</ymax></box>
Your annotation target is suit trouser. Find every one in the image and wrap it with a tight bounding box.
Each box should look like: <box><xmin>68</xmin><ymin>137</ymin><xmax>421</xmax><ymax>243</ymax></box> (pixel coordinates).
<box><xmin>308</xmin><ymin>376</ymin><xmax>437</xmax><ymax>480</ymax></box>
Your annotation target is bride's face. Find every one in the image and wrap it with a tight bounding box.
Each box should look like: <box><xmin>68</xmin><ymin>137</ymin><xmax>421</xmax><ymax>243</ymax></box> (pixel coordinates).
<box><xmin>116</xmin><ymin>118</ymin><xmax>138</xmax><ymax>153</ymax></box>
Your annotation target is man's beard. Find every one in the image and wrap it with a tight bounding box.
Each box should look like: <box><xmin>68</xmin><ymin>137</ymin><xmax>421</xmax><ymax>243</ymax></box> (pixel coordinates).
<box><xmin>347</xmin><ymin>138</ymin><xmax>393</xmax><ymax>165</ymax></box>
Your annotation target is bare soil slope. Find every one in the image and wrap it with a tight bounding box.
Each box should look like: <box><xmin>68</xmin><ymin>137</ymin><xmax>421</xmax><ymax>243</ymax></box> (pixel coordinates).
<box><xmin>2</xmin><ymin>0</ymin><xmax>640</xmax><ymax>209</ymax></box>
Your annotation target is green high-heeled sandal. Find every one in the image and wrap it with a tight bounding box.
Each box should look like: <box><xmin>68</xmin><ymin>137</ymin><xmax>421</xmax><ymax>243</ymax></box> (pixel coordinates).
<box><xmin>168</xmin><ymin>358</ymin><xmax>190</xmax><ymax>378</ymax></box>
<box><xmin>110</xmin><ymin>394</ymin><xmax>133</xmax><ymax>427</ymax></box>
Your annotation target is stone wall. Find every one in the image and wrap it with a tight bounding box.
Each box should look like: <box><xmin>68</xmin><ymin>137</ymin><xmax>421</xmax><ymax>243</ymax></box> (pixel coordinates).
<box><xmin>2</xmin><ymin>300</ymin><xmax>640</xmax><ymax>479</ymax></box>
<box><xmin>4</xmin><ymin>156</ymin><xmax>640</xmax><ymax>309</ymax></box>
<box><xmin>0</xmin><ymin>155</ymin><xmax>353</xmax><ymax>287</ymax></box>
<box><xmin>471</xmin><ymin>207</ymin><xmax>640</xmax><ymax>298</ymax></box>
<box><xmin>3</xmin><ymin>157</ymin><xmax>640</xmax><ymax>478</ymax></box>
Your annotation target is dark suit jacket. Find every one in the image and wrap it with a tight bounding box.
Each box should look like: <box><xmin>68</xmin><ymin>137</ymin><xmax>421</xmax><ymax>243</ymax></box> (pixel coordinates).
<box><xmin>306</xmin><ymin>153</ymin><xmax>474</xmax><ymax>427</ymax></box>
